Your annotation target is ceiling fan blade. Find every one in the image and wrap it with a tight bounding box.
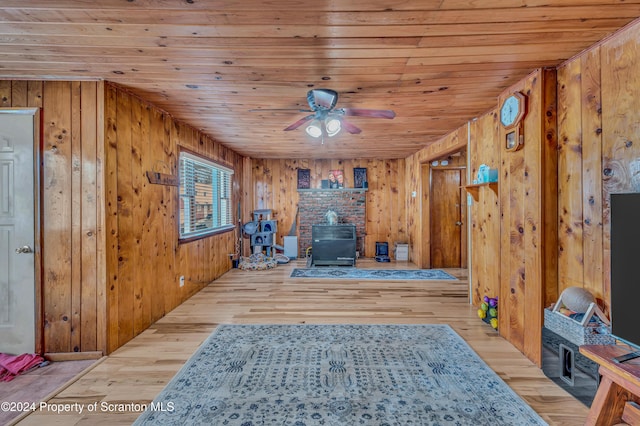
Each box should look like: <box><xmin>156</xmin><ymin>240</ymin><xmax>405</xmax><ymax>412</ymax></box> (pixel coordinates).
<box><xmin>339</xmin><ymin>108</ymin><xmax>396</xmax><ymax>119</ymax></box>
<box><xmin>284</xmin><ymin>114</ymin><xmax>315</xmax><ymax>131</ymax></box>
<box><xmin>341</xmin><ymin>120</ymin><xmax>362</xmax><ymax>134</ymax></box>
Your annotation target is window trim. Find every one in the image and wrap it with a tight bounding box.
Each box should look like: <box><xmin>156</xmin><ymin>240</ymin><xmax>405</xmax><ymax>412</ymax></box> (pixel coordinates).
<box><xmin>178</xmin><ymin>148</ymin><xmax>235</xmax><ymax>242</ymax></box>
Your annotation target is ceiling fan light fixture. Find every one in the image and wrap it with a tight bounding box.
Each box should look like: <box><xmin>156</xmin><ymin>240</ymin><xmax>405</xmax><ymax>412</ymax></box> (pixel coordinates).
<box><xmin>284</xmin><ymin>89</ymin><xmax>394</xmax><ymax>138</ymax></box>
<box><xmin>305</xmin><ymin>120</ymin><xmax>322</xmax><ymax>138</ymax></box>
<box><xmin>325</xmin><ymin>118</ymin><xmax>341</xmax><ymax>137</ymax></box>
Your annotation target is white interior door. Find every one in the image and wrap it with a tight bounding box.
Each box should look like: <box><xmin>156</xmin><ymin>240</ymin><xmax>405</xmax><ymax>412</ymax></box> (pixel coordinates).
<box><xmin>0</xmin><ymin>109</ymin><xmax>37</xmax><ymax>355</ymax></box>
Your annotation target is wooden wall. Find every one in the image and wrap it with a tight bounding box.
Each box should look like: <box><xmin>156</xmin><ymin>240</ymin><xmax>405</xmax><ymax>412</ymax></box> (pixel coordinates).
<box><xmin>416</xmin><ymin>20</ymin><xmax>640</xmax><ymax>363</ymax></box>
<box><xmin>104</xmin><ymin>82</ymin><xmax>244</xmax><ymax>354</ymax></box>
<box><xmin>0</xmin><ymin>80</ymin><xmax>245</xmax><ymax>355</ymax></box>
<box><xmin>468</xmin><ymin>111</ymin><xmax>501</xmax><ymax>306</ymax></box>
<box><xmin>425</xmin><ymin>70</ymin><xmax>558</xmax><ymax>366</ymax></box>
<box><xmin>443</xmin><ymin>21</ymin><xmax>640</xmax><ymax>364</ymax></box>
<box><xmin>249</xmin><ymin>159</ymin><xmax>406</xmax><ymax>258</ymax></box>
<box><xmin>557</xmin><ymin>22</ymin><xmax>640</xmax><ymax>314</ymax></box>
<box><xmin>498</xmin><ymin>69</ymin><xmax>558</xmax><ymax>366</ymax></box>
<box><xmin>405</xmin><ymin>127</ymin><xmax>467</xmax><ymax>268</ymax></box>
<box><xmin>0</xmin><ymin>80</ymin><xmax>105</xmax><ymax>354</ymax></box>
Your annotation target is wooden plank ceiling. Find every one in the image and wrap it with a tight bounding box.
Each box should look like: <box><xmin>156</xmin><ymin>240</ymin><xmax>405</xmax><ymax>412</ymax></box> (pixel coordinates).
<box><xmin>1</xmin><ymin>1</ymin><xmax>640</xmax><ymax>159</ymax></box>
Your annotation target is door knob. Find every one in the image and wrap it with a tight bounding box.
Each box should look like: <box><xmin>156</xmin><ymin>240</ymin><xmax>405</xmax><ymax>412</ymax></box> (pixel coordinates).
<box><xmin>15</xmin><ymin>245</ymin><xmax>33</xmax><ymax>254</ymax></box>
<box><xmin>455</xmin><ymin>221</ymin><xmax>463</xmax><ymax>226</ymax></box>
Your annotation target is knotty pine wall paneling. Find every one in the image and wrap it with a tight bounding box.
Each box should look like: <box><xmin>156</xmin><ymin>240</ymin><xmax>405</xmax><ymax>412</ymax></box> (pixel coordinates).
<box><xmin>578</xmin><ymin>47</ymin><xmax>605</xmax><ymax>310</ymax></box>
<box><xmin>44</xmin><ymin>82</ymin><xmax>74</xmax><ymax>353</ymax></box>
<box><xmin>252</xmin><ymin>158</ymin><xmax>301</xmax><ymax>246</ymax></box>
<box><xmin>0</xmin><ymin>80</ymin><xmax>106</xmax><ymax>355</ymax></box>
<box><xmin>240</xmin><ymin>157</ymin><xmax>253</xmax><ymax>257</ymax></box>
<box><xmin>104</xmin><ymin>83</ymin><xmax>119</xmax><ymax>353</ymax></box>
<box><xmin>82</xmin><ymin>82</ymin><xmax>104</xmax><ymax>353</ymax></box>
<box><xmin>250</xmin><ymin>159</ymin><xmax>406</xmax><ymax>258</ymax></box>
<box><xmin>600</xmin><ymin>27</ymin><xmax>640</xmax><ymax>314</ymax></box>
<box><xmin>542</xmin><ymin>69</ymin><xmax>560</xmax><ymax>317</ymax></box>
<box><xmin>498</xmin><ymin>69</ymin><xmax>558</xmax><ymax>367</ymax></box>
<box><xmin>104</xmin><ymin>82</ymin><xmax>244</xmax><ymax>354</ymax></box>
<box><xmin>558</xmin><ymin>57</ymin><xmax>584</xmax><ymax>290</ymax></box>
<box><xmin>468</xmin><ymin>111</ymin><xmax>501</xmax><ymax>307</ymax></box>
<box><xmin>557</xmin><ymin>49</ymin><xmax>600</xmax><ymax>299</ymax></box>
<box><xmin>556</xmin><ymin>22</ymin><xmax>640</xmax><ymax>314</ymax></box>
<box><xmin>399</xmin><ymin>19</ymin><xmax>639</xmax><ymax>366</ymax></box>
<box><xmin>362</xmin><ymin>159</ymin><xmax>406</xmax><ymax>256</ymax></box>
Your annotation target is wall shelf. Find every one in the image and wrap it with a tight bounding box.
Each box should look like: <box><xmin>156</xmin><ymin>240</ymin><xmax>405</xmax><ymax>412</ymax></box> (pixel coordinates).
<box><xmin>463</xmin><ymin>182</ymin><xmax>498</xmax><ymax>201</ymax></box>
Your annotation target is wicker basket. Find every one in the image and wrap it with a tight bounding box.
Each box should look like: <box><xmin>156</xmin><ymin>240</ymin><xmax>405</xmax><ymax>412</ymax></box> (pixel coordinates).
<box><xmin>543</xmin><ymin>308</ymin><xmax>614</xmax><ymax>346</ymax></box>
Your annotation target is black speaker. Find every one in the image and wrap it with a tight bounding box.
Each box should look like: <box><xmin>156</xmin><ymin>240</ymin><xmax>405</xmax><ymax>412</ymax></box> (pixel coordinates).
<box><xmin>541</xmin><ymin>327</ymin><xmax>599</xmax><ymax>406</ymax></box>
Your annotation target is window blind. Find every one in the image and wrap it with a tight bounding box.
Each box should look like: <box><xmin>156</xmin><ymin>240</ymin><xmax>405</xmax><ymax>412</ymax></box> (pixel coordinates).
<box><xmin>179</xmin><ymin>151</ymin><xmax>234</xmax><ymax>239</ymax></box>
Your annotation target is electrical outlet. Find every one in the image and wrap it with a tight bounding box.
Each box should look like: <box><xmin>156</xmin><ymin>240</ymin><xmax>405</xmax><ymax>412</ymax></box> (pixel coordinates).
<box><xmin>179</xmin><ymin>276</ymin><xmax>185</xmax><ymax>287</ymax></box>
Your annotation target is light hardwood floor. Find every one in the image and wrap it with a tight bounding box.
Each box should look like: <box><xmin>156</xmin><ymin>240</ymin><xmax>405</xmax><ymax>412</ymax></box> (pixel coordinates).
<box><xmin>14</xmin><ymin>259</ymin><xmax>589</xmax><ymax>425</ymax></box>
<box><xmin>0</xmin><ymin>359</ymin><xmax>98</xmax><ymax>425</ymax></box>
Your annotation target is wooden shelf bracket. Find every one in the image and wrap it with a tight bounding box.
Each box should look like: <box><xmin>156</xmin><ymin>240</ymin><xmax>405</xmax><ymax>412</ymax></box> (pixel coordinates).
<box><xmin>463</xmin><ymin>182</ymin><xmax>498</xmax><ymax>201</ymax></box>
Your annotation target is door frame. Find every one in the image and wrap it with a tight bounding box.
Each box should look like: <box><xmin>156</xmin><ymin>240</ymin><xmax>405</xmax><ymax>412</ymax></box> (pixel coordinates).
<box><xmin>419</xmin><ymin>163</ymin><xmax>431</xmax><ymax>269</ymax></box>
<box><xmin>420</xmin><ymin>154</ymin><xmax>468</xmax><ymax>270</ymax></box>
<box><xmin>0</xmin><ymin>108</ymin><xmax>43</xmax><ymax>355</ymax></box>
<box><xmin>429</xmin><ymin>166</ymin><xmax>467</xmax><ymax>268</ymax></box>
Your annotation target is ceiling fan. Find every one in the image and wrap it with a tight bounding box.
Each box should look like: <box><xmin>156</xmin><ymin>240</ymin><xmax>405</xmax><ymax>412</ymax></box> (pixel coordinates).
<box><xmin>282</xmin><ymin>89</ymin><xmax>396</xmax><ymax>139</ymax></box>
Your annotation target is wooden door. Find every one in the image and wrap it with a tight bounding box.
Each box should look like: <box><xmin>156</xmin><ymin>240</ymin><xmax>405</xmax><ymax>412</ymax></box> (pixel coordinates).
<box><xmin>430</xmin><ymin>169</ymin><xmax>463</xmax><ymax>268</ymax></box>
<box><xmin>0</xmin><ymin>109</ymin><xmax>38</xmax><ymax>355</ymax></box>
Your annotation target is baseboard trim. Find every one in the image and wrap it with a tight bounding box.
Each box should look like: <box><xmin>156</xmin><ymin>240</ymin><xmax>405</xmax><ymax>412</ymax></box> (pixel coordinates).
<box><xmin>44</xmin><ymin>351</ymin><xmax>103</xmax><ymax>361</ymax></box>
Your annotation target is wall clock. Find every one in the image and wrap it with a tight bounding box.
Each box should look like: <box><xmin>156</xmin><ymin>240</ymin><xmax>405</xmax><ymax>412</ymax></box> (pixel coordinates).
<box><xmin>500</xmin><ymin>92</ymin><xmax>527</xmax><ymax>152</ymax></box>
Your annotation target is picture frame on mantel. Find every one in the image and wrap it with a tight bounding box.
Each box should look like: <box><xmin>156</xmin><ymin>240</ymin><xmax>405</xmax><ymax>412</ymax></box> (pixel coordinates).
<box><xmin>329</xmin><ymin>170</ymin><xmax>344</xmax><ymax>188</ymax></box>
<box><xmin>297</xmin><ymin>168</ymin><xmax>311</xmax><ymax>189</ymax></box>
<box><xmin>353</xmin><ymin>167</ymin><xmax>367</xmax><ymax>188</ymax></box>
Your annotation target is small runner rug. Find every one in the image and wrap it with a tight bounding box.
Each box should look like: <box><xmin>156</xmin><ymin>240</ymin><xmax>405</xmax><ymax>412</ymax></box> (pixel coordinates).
<box><xmin>133</xmin><ymin>324</ymin><xmax>546</xmax><ymax>426</ymax></box>
<box><xmin>290</xmin><ymin>267</ymin><xmax>457</xmax><ymax>280</ymax></box>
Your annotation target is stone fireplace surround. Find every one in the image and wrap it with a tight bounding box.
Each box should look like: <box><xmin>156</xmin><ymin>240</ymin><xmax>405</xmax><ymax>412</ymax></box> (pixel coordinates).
<box><xmin>297</xmin><ymin>188</ymin><xmax>367</xmax><ymax>257</ymax></box>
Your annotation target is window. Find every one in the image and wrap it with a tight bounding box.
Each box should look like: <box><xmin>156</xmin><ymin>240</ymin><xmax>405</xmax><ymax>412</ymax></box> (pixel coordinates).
<box><xmin>179</xmin><ymin>151</ymin><xmax>234</xmax><ymax>239</ymax></box>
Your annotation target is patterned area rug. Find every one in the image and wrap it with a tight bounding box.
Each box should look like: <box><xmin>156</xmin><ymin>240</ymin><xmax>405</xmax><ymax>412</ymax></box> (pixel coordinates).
<box><xmin>134</xmin><ymin>324</ymin><xmax>546</xmax><ymax>426</ymax></box>
<box><xmin>290</xmin><ymin>268</ymin><xmax>457</xmax><ymax>280</ymax></box>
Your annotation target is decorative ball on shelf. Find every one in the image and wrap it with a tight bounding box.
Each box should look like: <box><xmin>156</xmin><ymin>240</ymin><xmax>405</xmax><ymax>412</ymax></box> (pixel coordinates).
<box><xmin>560</xmin><ymin>286</ymin><xmax>596</xmax><ymax>313</ymax></box>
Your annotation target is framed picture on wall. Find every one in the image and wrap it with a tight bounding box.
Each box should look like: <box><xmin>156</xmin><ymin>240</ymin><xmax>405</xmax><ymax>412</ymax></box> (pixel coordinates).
<box><xmin>329</xmin><ymin>170</ymin><xmax>344</xmax><ymax>188</ymax></box>
<box><xmin>297</xmin><ymin>168</ymin><xmax>311</xmax><ymax>189</ymax></box>
<box><xmin>353</xmin><ymin>167</ymin><xmax>367</xmax><ymax>188</ymax></box>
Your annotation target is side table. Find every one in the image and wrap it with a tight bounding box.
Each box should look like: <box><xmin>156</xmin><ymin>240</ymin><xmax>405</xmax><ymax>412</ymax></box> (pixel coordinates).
<box><xmin>579</xmin><ymin>345</ymin><xmax>640</xmax><ymax>425</ymax></box>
